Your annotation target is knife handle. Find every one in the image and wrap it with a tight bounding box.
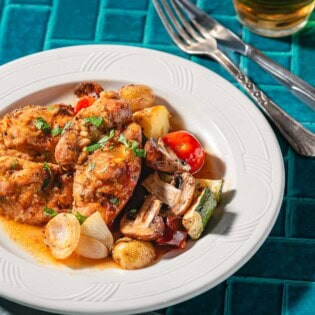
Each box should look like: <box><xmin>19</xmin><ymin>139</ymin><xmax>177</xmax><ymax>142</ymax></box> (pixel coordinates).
<box><xmin>247</xmin><ymin>46</ymin><xmax>315</xmax><ymax>110</ymax></box>
<box><xmin>210</xmin><ymin>50</ymin><xmax>315</xmax><ymax>156</ymax></box>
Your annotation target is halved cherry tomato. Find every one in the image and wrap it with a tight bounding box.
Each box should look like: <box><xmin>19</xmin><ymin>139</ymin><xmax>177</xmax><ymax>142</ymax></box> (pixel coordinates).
<box><xmin>74</xmin><ymin>96</ymin><xmax>95</xmax><ymax>114</ymax></box>
<box><xmin>156</xmin><ymin>216</ymin><xmax>187</xmax><ymax>249</ymax></box>
<box><xmin>162</xmin><ymin>131</ymin><xmax>205</xmax><ymax>174</ymax></box>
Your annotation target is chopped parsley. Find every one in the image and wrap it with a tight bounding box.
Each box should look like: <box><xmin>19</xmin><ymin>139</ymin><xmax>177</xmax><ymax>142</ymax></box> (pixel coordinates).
<box><xmin>47</xmin><ymin>105</ymin><xmax>55</xmax><ymax>111</ymax></box>
<box><xmin>75</xmin><ymin>212</ymin><xmax>87</xmax><ymax>224</ymax></box>
<box><xmin>87</xmin><ymin>162</ymin><xmax>96</xmax><ymax>171</ymax></box>
<box><xmin>129</xmin><ymin>141</ymin><xmax>146</xmax><ymax>157</ymax></box>
<box><xmin>42</xmin><ymin>162</ymin><xmax>53</xmax><ymax>190</ymax></box>
<box><xmin>118</xmin><ymin>135</ymin><xmax>146</xmax><ymax>157</ymax></box>
<box><xmin>118</xmin><ymin>134</ymin><xmax>129</xmax><ymax>147</ymax></box>
<box><xmin>51</xmin><ymin>126</ymin><xmax>63</xmax><ymax>136</ymax></box>
<box><xmin>35</xmin><ymin>117</ymin><xmax>50</xmax><ymax>134</ymax></box>
<box><xmin>85</xmin><ymin>129</ymin><xmax>115</xmax><ymax>153</ymax></box>
<box><xmin>12</xmin><ymin>161</ymin><xmax>18</xmax><ymax>169</ymax></box>
<box><xmin>110</xmin><ymin>197</ymin><xmax>119</xmax><ymax>207</ymax></box>
<box><xmin>61</xmin><ymin>121</ymin><xmax>72</xmax><ymax>135</ymax></box>
<box><xmin>43</xmin><ymin>206</ymin><xmax>57</xmax><ymax>217</ymax></box>
<box><xmin>43</xmin><ymin>162</ymin><xmax>52</xmax><ymax>175</ymax></box>
<box><xmin>84</xmin><ymin>116</ymin><xmax>104</xmax><ymax>128</ymax></box>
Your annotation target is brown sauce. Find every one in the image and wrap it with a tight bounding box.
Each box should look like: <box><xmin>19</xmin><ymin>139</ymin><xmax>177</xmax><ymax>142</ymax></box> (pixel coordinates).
<box><xmin>0</xmin><ymin>216</ymin><xmax>118</xmax><ymax>269</ymax></box>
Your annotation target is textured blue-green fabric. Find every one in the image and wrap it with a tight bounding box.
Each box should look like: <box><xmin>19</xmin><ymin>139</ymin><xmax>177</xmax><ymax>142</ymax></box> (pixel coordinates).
<box><xmin>0</xmin><ymin>0</ymin><xmax>314</xmax><ymax>314</ymax></box>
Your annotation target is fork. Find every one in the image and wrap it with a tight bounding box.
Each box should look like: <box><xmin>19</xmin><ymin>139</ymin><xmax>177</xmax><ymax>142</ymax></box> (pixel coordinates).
<box><xmin>153</xmin><ymin>0</ymin><xmax>315</xmax><ymax>156</ymax></box>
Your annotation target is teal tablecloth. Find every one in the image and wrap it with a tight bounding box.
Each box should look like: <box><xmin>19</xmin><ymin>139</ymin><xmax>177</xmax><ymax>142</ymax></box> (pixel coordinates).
<box><xmin>0</xmin><ymin>0</ymin><xmax>314</xmax><ymax>314</ymax></box>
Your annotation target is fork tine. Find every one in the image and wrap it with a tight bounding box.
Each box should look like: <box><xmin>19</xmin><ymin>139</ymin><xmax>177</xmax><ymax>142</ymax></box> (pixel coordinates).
<box><xmin>174</xmin><ymin>0</ymin><xmax>216</xmax><ymax>39</ymax></box>
<box><xmin>152</xmin><ymin>0</ymin><xmax>186</xmax><ymax>50</ymax></box>
<box><xmin>170</xmin><ymin>0</ymin><xmax>204</xmax><ymax>42</ymax></box>
<box><xmin>159</xmin><ymin>0</ymin><xmax>194</xmax><ymax>45</ymax></box>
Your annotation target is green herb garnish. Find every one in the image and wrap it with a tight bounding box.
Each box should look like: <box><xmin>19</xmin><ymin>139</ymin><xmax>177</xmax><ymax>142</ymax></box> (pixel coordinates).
<box><xmin>110</xmin><ymin>197</ymin><xmax>119</xmax><ymax>207</ymax></box>
<box><xmin>35</xmin><ymin>117</ymin><xmax>50</xmax><ymax>134</ymax></box>
<box><xmin>42</xmin><ymin>162</ymin><xmax>53</xmax><ymax>190</ymax></box>
<box><xmin>129</xmin><ymin>141</ymin><xmax>146</xmax><ymax>157</ymax></box>
<box><xmin>43</xmin><ymin>206</ymin><xmax>57</xmax><ymax>217</ymax></box>
<box><xmin>51</xmin><ymin>126</ymin><xmax>63</xmax><ymax>136</ymax></box>
<box><xmin>84</xmin><ymin>116</ymin><xmax>104</xmax><ymax>128</ymax></box>
<box><xmin>47</xmin><ymin>105</ymin><xmax>55</xmax><ymax>111</ymax></box>
<box><xmin>75</xmin><ymin>212</ymin><xmax>87</xmax><ymax>224</ymax></box>
<box><xmin>43</xmin><ymin>162</ymin><xmax>52</xmax><ymax>175</ymax></box>
<box><xmin>85</xmin><ymin>129</ymin><xmax>115</xmax><ymax>153</ymax></box>
<box><xmin>118</xmin><ymin>134</ymin><xmax>129</xmax><ymax>147</ymax></box>
<box><xmin>12</xmin><ymin>161</ymin><xmax>18</xmax><ymax>169</ymax></box>
<box><xmin>61</xmin><ymin>121</ymin><xmax>72</xmax><ymax>135</ymax></box>
<box><xmin>118</xmin><ymin>135</ymin><xmax>146</xmax><ymax>157</ymax></box>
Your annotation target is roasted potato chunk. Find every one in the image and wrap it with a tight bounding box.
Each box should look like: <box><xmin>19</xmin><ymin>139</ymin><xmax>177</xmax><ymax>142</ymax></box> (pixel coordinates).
<box><xmin>112</xmin><ymin>237</ymin><xmax>156</xmax><ymax>270</ymax></box>
<box><xmin>133</xmin><ymin>105</ymin><xmax>170</xmax><ymax>138</ymax></box>
<box><xmin>119</xmin><ymin>84</ymin><xmax>155</xmax><ymax>112</ymax></box>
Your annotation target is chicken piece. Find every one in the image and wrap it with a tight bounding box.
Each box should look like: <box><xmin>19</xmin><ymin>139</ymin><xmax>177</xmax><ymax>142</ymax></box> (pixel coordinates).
<box><xmin>0</xmin><ymin>104</ymin><xmax>74</xmax><ymax>163</ymax></box>
<box><xmin>73</xmin><ymin>122</ymin><xmax>142</xmax><ymax>225</ymax></box>
<box><xmin>0</xmin><ymin>156</ymin><xmax>73</xmax><ymax>225</ymax></box>
<box><xmin>55</xmin><ymin>93</ymin><xmax>132</xmax><ymax>169</ymax></box>
<box><xmin>74</xmin><ymin>81</ymin><xmax>104</xmax><ymax>98</ymax></box>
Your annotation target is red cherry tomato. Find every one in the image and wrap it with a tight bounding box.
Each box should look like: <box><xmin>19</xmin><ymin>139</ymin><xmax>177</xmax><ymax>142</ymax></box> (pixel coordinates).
<box><xmin>74</xmin><ymin>96</ymin><xmax>95</xmax><ymax>114</ymax></box>
<box><xmin>162</xmin><ymin>131</ymin><xmax>205</xmax><ymax>173</ymax></box>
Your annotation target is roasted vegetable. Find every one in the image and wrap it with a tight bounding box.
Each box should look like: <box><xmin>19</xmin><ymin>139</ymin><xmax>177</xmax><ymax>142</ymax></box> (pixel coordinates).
<box><xmin>144</xmin><ymin>137</ymin><xmax>190</xmax><ymax>174</ymax></box>
<box><xmin>112</xmin><ymin>237</ymin><xmax>156</xmax><ymax>270</ymax></box>
<box><xmin>119</xmin><ymin>84</ymin><xmax>155</xmax><ymax>112</ymax></box>
<box><xmin>142</xmin><ymin>172</ymin><xmax>180</xmax><ymax>207</ymax></box>
<box><xmin>44</xmin><ymin>213</ymin><xmax>80</xmax><ymax>260</ymax></box>
<box><xmin>80</xmin><ymin>211</ymin><xmax>114</xmax><ymax>250</ymax></box>
<box><xmin>120</xmin><ymin>195</ymin><xmax>165</xmax><ymax>240</ymax></box>
<box><xmin>156</xmin><ymin>216</ymin><xmax>187</xmax><ymax>248</ymax></box>
<box><xmin>162</xmin><ymin>131</ymin><xmax>205</xmax><ymax>174</ymax></box>
<box><xmin>195</xmin><ymin>179</ymin><xmax>223</xmax><ymax>202</ymax></box>
<box><xmin>182</xmin><ymin>187</ymin><xmax>218</xmax><ymax>240</ymax></box>
<box><xmin>169</xmin><ymin>172</ymin><xmax>196</xmax><ymax>216</ymax></box>
<box><xmin>75</xmin><ymin>235</ymin><xmax>109</xmax><ymax>259</ymax></box>
<box><xmin>133</xmin><ymin>105</ymin><xmax>170</xmax><ymax>138</ymax></box>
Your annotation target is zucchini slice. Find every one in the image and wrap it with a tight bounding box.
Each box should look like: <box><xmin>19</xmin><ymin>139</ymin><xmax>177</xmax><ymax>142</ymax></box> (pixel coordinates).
<box><xmin>183</xmin><ymin>179</ymin><xmax>223</xmax><ymax>240</ymax></box>
<box><xmin>195</xmin><ymin>179</ymin><xmax>223</xmax><ymax>202</ymax></box>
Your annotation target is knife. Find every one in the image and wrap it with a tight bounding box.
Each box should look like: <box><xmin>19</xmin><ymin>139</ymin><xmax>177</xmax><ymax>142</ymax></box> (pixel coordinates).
<box><xmin>175</xmin><ymin>0</ymin><xmax>315</xmax><ymax>110</ymax></box>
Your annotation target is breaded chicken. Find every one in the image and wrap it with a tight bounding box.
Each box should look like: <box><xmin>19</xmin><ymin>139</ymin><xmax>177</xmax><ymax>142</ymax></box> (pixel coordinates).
<box><xmin>55</xmin><ymin>92</ymin><xmax>132</xmax><ymax>168</ymax></box>
<box><xmin>0</xmin><ymin>104</ymin><xmax>74</xmax><ymax>163</ymax></box>
<box><xmin>73</xmin><ymin>122</ymin><xmax>142</xmax><ymax>225</ymax></box>
<box><xmin>0</xmin><ymin>156</ymin><xmax>73</xmax><ymax>225</ymax></box>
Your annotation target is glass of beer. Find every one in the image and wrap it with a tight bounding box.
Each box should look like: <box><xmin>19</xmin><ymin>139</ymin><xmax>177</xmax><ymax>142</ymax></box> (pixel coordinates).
<box><xmin>233</xmin><ymin>0</ymin><xmax>315</xmax><ymax>37</ymax></box>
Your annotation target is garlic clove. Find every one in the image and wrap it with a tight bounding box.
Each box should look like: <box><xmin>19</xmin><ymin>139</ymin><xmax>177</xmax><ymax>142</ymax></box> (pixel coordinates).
<box><xmin>75</xmin><ymin>234</ymin><xmax>109</xmax><ymax>259</ymax></box>
<box><xmin>81</xmin><ymin>211</ymin><xmax>114</xmax><ymax>250</ymax></box>
<box><xmin>44</xmin><ymin>213</ymin><xmax>80</xmax><ymax>260</ymax></box>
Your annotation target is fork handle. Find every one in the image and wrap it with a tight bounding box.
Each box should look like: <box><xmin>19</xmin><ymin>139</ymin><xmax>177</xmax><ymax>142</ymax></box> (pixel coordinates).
<box><xmin>247</xmin><ymin>46</ymin><xmax>315</xmax><ymax>110</ymax></box>
<box><xmin>209</xmin><ymin>50</ymin><xmax>315</xmax><ymax>156</ymax></box>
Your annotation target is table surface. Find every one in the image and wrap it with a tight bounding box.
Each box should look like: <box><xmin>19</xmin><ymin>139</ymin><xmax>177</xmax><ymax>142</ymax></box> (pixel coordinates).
<box><xmin>0</xmin><ymin>0</ymin><xmax>314</xmax><ymax>314</ymax></box>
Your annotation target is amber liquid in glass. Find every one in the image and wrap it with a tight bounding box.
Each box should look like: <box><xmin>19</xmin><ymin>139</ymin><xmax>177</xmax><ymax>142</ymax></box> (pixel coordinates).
<box><xmin>233</xmin><ymin>0</ymin><xmax>315</xmax><ymax>37</ymax></box>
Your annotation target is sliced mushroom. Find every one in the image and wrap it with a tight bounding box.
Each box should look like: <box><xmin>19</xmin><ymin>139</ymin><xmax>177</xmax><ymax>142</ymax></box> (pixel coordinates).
<box><xmin>144</xmin><ymin>137</ymin><xmax>190</xmax><ymax>173</ymax></box>
<box><xmin>142</xmin><ymin>172</ymin><xmax>180</xmax><ymax>207</ymax></box>
<box><xmin>168</xmin><ymin>172</ymin><xmax>196</xmax><ymax>216</ymax></box>
<box><xmin>120</xmin><ymin>195</ymin><xmax>165</xmax><ymax>241</ymax></box>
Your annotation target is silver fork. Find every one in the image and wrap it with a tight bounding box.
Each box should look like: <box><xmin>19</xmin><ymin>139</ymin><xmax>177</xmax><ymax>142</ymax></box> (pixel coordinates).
<box><xmin>153</xmin><ymin>0</ymin><xmax>315</xmax><ymax>157</ymax></box>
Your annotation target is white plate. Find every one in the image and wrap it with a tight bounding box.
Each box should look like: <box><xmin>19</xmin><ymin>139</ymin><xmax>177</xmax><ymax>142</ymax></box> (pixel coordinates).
<box><xmin>0</xmin><ymin>45</ymin><xmax>284</xmax><ymax>315</ymax></box>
